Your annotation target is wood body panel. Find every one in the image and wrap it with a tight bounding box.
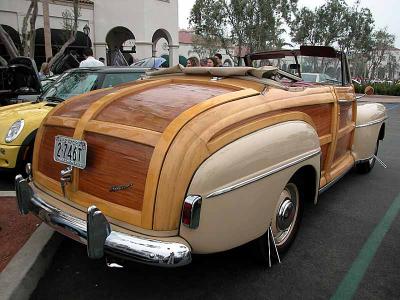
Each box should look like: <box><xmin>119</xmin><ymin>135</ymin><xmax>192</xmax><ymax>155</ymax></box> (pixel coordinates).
<box><xmin>52</xmin><ymin>88</ymin><xmax>113</xmax><ymax>118</ymax></box>
<box><xmin>95</xmin><ymin>83</ymin><xmax>234</xmax><ymax>132</ymax></box>
<box><xmin>79</xmin><ymin>133</ymin><xmax>153</xmax><ymax>211</ymax></box>
<box><xmin>333</xmin><ymin>134</ymin><xmax>352</xmax><ymax>162</ymax></box>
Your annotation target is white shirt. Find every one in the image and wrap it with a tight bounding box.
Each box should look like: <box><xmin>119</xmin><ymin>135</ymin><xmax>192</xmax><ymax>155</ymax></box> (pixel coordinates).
<box><xmin>79</xmin><ymin>56</ymin><xmax>104</xmax><ymax>67</ymax></box>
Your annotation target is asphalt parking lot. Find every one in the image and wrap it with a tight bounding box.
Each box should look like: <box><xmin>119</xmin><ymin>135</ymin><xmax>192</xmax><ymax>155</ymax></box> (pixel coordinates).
<box><xmin>1</xmin><ymin>101</ymin><xmax>399</xmax><ymax>300</ymax></box>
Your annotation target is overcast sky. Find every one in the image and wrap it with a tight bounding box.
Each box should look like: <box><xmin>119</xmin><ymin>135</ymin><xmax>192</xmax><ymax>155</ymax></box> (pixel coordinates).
<box><xmin>178</xmin><ymin>0</ymin><xmax>400</xmax><ymax>48</ymax></box>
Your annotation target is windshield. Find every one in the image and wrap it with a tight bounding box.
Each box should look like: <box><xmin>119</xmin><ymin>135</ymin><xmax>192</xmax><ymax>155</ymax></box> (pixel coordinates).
<box><xmin>41</xmin><ymin>72</ymin><xmax>99</xmax><ymax>101</ymax></box>
<box><xmin>250</xmin><ymin>55</ymin><xmax>342</xmax><ymax>85</ymax></box>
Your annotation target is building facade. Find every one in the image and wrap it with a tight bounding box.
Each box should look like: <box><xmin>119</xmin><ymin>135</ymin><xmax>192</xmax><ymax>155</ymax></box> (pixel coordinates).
<box><xmin>0</xmin><ymin>0</ymin><xmax>179</xmax><ymax>65</ymax></box>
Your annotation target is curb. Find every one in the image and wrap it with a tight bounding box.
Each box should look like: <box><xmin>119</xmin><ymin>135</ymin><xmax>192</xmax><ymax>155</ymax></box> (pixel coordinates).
<box><xmin>0</xmin><ymin>191</ymin><xmax>16</xmax><ymax>197</ymax></box>
<box><xmin>0</xmin><ymin>224</ymin><xmax>63</xmax><ymax>300</ymax></box>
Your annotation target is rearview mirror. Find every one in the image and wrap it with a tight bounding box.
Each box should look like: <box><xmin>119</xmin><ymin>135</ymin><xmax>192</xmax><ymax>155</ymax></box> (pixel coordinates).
<box><xmin>356</xmin><ymin>85</ymin><xmax>374</xmax><ymax>100</ymax></box>
<box><xmin>365</xmin><ymin>86</ymin><xmax>374</xmax><ymax>95</ymax></box>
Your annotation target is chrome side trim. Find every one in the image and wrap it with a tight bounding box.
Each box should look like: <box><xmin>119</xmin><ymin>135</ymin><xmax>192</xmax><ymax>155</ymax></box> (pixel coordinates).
<box><xmin>355</xmin><ymin>117</ymin><xmax>387</xmax><ymax>128</ymax></box>
<box><xmin>318</xmin><ymin>164</ymin><xmax>353</xmax><ymax>194</ymax></box>
<box><xmin>338</xmin><ymin>99</ymin><xmax>354</xmax><ymax>103</ymax></box>
<box><xmin>14</xmin><ymin>176</ymin><xmax>192</xmax><ymax>267</ymax></box>
<box><xmin>206</xmin><ymin>149</ymin><xmax>321</xmax><ymax>199</ymax></box>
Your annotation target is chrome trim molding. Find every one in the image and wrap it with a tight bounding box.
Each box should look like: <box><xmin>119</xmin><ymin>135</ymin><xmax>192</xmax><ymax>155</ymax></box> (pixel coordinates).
<box><xmin>338</xmin><ymin>99</ymin><xmax>354</xmax><ymax>103</ymax></box>
<box><xmin>182</xmin><ymin>195</ymin><xmax>202</xmax><ymax>229</ymax></box>
<box><xmin>355</xmin><ymin>117</ymin><xmax>387</xmax><ymax>128</ymax></box>
<box><xmin>14</xmin><ymin>175</ymin><xmax>192</xmax><ymax>267</ymax></box>
<box><xmin>206</xmin><ymin>149</ymin><xmax>321</xmax><ymax>198</ymax></box>
<box><xmin>355</xmin><ymin>155</ymin><xmax>374</xmax><ymax>164</ymax></box>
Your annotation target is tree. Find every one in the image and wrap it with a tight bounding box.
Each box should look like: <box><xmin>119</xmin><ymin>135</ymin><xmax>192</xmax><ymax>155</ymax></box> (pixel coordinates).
<box><xmin>191</xmin><ymin>34</ymin><xmax>222</xmax><ymax>59</ymax></box>
<box><xmin>20</xmin><ymin>0</ymin><xmax>38</xmax><ymax>58</ymax></box>
<box><xmin>290</xmin><ymin>0</ymin><xmax>348</xmax><ymax>46</ymax></box>
<box><xmin>367</xmin><ymin>29</ymin><xmax>395</xmax><ymax>79</ymax></box>
<box><xmin>190</xmin><ymin>0</ymin><xmax>298</xmax><ymax>65</ymax></box>
<box><xmin>48</xmin><ymin>0</ymin><xmax>80</xmax><ymax>68</ymax></box>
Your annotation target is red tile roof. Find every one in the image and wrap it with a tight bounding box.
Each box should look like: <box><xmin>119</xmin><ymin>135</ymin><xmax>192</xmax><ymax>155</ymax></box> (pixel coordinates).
<box><xmin>179</xmin><ymin>29</ymin><xmax>193</xmax><ymax>44</ymax></box>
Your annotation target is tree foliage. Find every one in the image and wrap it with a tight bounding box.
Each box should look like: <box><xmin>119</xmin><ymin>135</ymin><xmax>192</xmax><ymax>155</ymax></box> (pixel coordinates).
<box><xmin>290</xmin><ymin>0</ymin><xmax>396</xmax><ymax>79</ymax></box>
<box><xmin>367</xmin><ymin>29</ymin><xmax>395</xmax><ymax>79</ymax></box>
<box><xmin>48</xmin><ymin>0</ymin><xmax>80</xmax><ymax>68</ymax></box>
<box><xmin>190</xmin><ymin>0</ymin><xmax>298</xmax><ymax>64</ymax></box>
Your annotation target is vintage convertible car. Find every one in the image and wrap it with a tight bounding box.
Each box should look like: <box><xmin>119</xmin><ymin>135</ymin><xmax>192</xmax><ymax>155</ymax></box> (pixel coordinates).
<box><xmin>15</xmin><ymin>46</ymin><xmax>387</xmax><ymax>267</ymax></box>
<box><xmin>0</xmin><ymin>67</ymin><xmax>147</xmax><ymax>171</ymax></box>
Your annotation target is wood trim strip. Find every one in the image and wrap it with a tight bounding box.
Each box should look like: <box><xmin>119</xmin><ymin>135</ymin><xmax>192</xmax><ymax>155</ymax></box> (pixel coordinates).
<box><xmin>319</xmin><ymin>134</ymin><xmax>332</xmax><ymax>145</ymax></box>
<box><xmin>85</xmin><ymin>120</ymin><xmax>161</xmax><ymax>147</ymax></box>
<box><xmin>141</xmin><ymin>88</ymin><xmax>260</xmax><ymax>228</ymax></box>
<box><xmin>324</xmin><ymin>87</ymin><xmax>339</xmax><ymax>182</ymax></box>
<box><xmin>207</xmin><ymin>112</ymin><xmax>316</xmax><ymax>153</ymax></box>
<box><xmin>337</xmin><ymin>122</ymin><xmax>355</xmax><ymax>139</ymax></box>
<box><xmin>71</xmin><ymin>191</ymin><xmax>142</xmax><ymax>226</ymax></box>
<box><xmin>46</xmin><ymin>116</ymin><xmax>78</xmax><ymax>128</ymax></box>
<box><xmin>170</xmin><ymin>77</ymin><xmax>243</xmax><ymax>91</ymax></box>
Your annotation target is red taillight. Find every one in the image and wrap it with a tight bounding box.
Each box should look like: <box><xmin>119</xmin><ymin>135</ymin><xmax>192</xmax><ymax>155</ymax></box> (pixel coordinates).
<box><xmin>181</xmin><ymin>195</ymin><xmax>202</xmax><ymax>229</ymax></box>
<box><xmin>182</xmin><ymin>202</ymin><xmax>193</xmax><ymax>226</ymax></box>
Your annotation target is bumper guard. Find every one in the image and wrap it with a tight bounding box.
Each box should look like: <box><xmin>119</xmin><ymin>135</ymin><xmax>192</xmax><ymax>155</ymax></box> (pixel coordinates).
<box><xmin>15</xmin><ymin>174</ymin><xmax>192</xmax><ymax>267</ymax></box>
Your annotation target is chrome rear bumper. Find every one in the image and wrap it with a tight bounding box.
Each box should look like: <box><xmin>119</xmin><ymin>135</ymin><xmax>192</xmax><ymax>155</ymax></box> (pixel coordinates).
<box><xmin>15</xmin><ymin>175</ymin><xmax>192</xmax><ymax>267</ymax></box>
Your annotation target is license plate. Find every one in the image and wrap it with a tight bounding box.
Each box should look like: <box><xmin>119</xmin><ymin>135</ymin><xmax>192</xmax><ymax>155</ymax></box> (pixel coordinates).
<box><xmin>54</xmin><ymin>136</ymin><xmax>87</xmax><ymax>169</ymax></box>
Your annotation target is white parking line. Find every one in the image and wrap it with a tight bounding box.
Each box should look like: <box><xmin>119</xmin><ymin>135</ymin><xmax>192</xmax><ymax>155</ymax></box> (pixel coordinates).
<box><xmin>0</xmin><ymin>191</ymin><xmax>16</xmax><ymax>197</ymax></box>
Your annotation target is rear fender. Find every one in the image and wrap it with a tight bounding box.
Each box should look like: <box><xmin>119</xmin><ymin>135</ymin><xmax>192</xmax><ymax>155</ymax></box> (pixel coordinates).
<box><xmin>180</xmin><ymin>121</ymin><xmax>320</xmax><ymax>254</ymax></box>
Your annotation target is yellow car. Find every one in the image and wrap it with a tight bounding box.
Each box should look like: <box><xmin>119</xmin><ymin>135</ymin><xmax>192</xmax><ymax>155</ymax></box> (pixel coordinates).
<box><xmin>0</xmin><ymin>67</ymin><xmax>147</xmax><ymax>171</ymax></box>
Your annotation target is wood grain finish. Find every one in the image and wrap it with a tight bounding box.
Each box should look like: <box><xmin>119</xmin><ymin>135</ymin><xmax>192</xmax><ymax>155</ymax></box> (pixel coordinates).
<box><xmin>334</xmin><ymin>133</ymin><xmax>352</xmax><ymax>162</ymax></box>
<box><xmin>95</xmin><ymin>83</ymin><xmax>235</xmax><ymax>133</ymax></box>
<box><xmin>52</xmin><ymin>88</ymin><xmax>113</xmax><ymax>118</ymax></box>
<box><xmin>339</xmin><ymin>102</ymin><xmax>353</xmax><ymax>128</ymax></box>
<box><xmin>320</xmin><ymin>143</ymin><xmax>329</xmax><ymax>171</ymax></box>
<box><xmin>78</xmin><ymin>132</ymin><xmax>154</xmax><ymax>211</ymax></box>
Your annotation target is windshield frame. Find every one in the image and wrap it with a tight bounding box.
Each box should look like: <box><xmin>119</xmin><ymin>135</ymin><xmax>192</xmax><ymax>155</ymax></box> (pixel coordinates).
<box><xmin>244</xmin><ymin>46</ymin><xmax>351</xmax><ymax>86</ymax></box>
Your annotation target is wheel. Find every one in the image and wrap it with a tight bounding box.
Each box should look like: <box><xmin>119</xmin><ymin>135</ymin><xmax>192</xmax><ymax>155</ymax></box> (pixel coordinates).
<box><xmin>254</xmin><ymin>179</ymin><xmax>303</xmax><ymax>263</ymax></box>
<box><xmin>356</xmin><ymin>141</ymin><xmax>379</xmax><ymax>174</ymax></box>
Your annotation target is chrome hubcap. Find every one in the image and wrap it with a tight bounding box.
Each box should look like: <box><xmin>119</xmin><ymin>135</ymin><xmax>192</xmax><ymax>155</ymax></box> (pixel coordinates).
<box><xmin>272</xmin><ymin>183</ymin><xmax>299</xmax><ymax>246</ymax></box>
<box><xmin>277</xmin><ymin>199</ymin><xmax>295</xmax><ymax>231</ymax></box>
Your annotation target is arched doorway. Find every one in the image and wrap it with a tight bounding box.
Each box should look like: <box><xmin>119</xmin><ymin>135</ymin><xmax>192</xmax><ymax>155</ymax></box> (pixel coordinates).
<box><xmin>106</xmin><ymin>26</ymin><xmax>135</xmax><ymax>66</ymax></box>
<box><xmin>34</xmin><ymin>28</ymin><xmax>92</xmax><ymax>67</ymax></box>
<box><xmin>0</xmin><ymin>25</ymin><xmax>21</xmax><ymax>61</ymax></box>
<box><xmin>152</xmin><ymin>29</ymin><xmax>175</xmax><ymax>65</ymax></box>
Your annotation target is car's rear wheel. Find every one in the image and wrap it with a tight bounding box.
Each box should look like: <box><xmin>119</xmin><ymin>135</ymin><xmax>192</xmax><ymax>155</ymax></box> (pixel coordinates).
<box><xmin>356</xmin><ymin>141</ymin><xmax>379</xmax><ymax>174</ymax></box>
<box><xmin>254</xmin><ymin>179</ymin><xmax>303</xmax><ymax>263</ymax></box>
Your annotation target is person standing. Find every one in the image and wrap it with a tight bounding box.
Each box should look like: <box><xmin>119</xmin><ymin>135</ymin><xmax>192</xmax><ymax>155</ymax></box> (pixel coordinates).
<box><xmin>186</xmin><ymin>57</ymin><xmax>200</xmax><ymax>67</ymax></box>
<box><xmin>206</xmin><ymin>57</ymin><xmax>218</xmax><ymax>67</ymax></box>
<box><xmin>214</xmin><ymin>53</ymin><xmax>223</xmax><ymax>67</ymax></box>
<box><xmin>79</xmin><ymin>48</ymin><xmax>104</xmax><ymax>67</ymax></box>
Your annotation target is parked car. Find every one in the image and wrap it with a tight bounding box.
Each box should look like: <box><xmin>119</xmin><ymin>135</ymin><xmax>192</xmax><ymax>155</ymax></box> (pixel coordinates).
<box><xmin>0</xmin><ymin>67</ymin><xmax>147</xmax><ymax>171</ymax></box>
<box><xmin>15</xmin><ymin>46</ymin><xmax>386</xmax><ymax>268</ymax></box>
<box><xmin>131</xmin><ymin>57</ymin><xmax>166</xmax><ymax>68</ymax></box>
<box><xmin>0</xmin><ymin>57</ymin><xmax>42</xmax><ymax>106</ymax></box>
